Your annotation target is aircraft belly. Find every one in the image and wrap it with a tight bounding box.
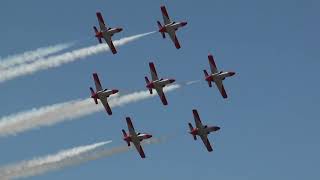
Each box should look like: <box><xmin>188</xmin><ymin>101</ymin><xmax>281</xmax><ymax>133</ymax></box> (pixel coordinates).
<box><xmin>102</xmin><ymin>90</ymin><xmax>113</xmax><ymax>97</ymax></box>
<box><xmin>171</xmin><ymin>23</ymin><xmax>180</xmax><ymax>29</ymax></box>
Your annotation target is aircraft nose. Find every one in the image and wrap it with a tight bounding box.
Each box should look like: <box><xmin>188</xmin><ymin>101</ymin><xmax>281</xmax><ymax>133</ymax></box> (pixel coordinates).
<box><xmin>229</xmin><ymin>72</ymin><xmax>236</xmax><ymax>76</ymax></box>
<box><xmin>170</xmin><ymin>79</ymin><xmax>176</xmax><ymax>83</ymax></box>
<box><xmin>112</xmin><ymin>89</ymin><xmax>119</xmax><ymax>94</ymax></box>
<box><xmin>117</xmin><ymin>28</ymin><xmax>123</xmax><ymax>32</ymax></box>
<box><xmin>216</xmin><ymin>126</ymin><xmax>221</xmax><ymax>131</ymax></box>
<box><xmin>147</xmin><ymin>134</ymin><xmax>152</xmax><ymax>138</ymax></box>
<box><xmin>181</xmin><ymin>22</ymin><xmax>188</xmax><ymax>26</ymax></box>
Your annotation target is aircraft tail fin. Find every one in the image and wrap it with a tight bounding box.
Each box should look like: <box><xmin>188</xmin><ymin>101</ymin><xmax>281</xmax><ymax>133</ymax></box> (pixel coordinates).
<box><xmin>145</xmin><ymin>76</ymin><xmax>153</xmax><ymax>94</ymax></box>
<box><xmin>122</xmin><ymin>129</ymin><xmax>130</xmax><ymax>146</ymax></box>
<box><xmin>93</xmin><ymin>26</ymin><xmax>102</xmax><ymax>43</ymax></box>
<box><xmin>157</xmin><ymin>21</ymin><xmax>166</xmax><ymax>39</ymax></box>
<box><xmin>203</xmin><ymin>70</ymin><xmax>212</xmax><ymax>87</ymax></box>
<box><xmin>122</xmin><ymin>129</ymin><xmax>127</xmax><ymax>137</ymax></box>
<box><xmin>188</xmin><ymin>123</ymin><xmax>197</xmax><ymax>140</ymax></box>
<box><xmin>90</xmin><ymin>87</ymin><xmax>98</xmax><ymax>104</ymax></box>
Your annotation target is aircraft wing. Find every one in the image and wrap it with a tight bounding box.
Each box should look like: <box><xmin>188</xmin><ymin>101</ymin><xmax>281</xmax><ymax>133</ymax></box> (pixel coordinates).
<box><xmin>133</xmin><ymin>141</ymin><xmax>146</xmax><ymax>158</ymax></box>
<box><xmin>200</xmin><ymin>134</ymin><xmax>213</xmax><ymax>152</ymax></box>
<box><xmin>126</xmin><ymin>117</ymin><xmax>136</xmax><ymax>135</ymax></box>
<box><xmin>99</xmin><ymin>95</ymin><xmax>112</xmax><ymax>115</ymax></box>
<box><xmin>104</xmin><ymin>36</ymin><xmax>117</xmax><ymax>54</ymax></box>
<box><xmin>168</xmin><ymin>30</ymin><xmax>181</xmax><ymax>49</ymax></box>
<box><xmin>192</xmin><ymin>109</ymin><xmax>203</xmax><ymax>129</ymax></box>
<box><xmin>208</xmin><ymin>55</ymin><xmax>218</xmax><ymax>74</ymax></box>
<box><xmin>93</xmin><ymin>73</ymin><xmax>103</xmax><ymax>91</ymax></box>
<box><xmin>96</xmin><ymin>12</ymin><xmax>107</xmax><ymax>31</ymax></box>
<box><xmin>155</xmin><ymin>87</ymin><xmax>168</xmax><ymax>105</ymax></box>
<box><xmin>149</xmin><ymin>62</ymin><xmax>159</xmax><ymax>81</ymax></box>
<box><xmin>160</xmin><ymin>6</ymin><xmax>171</xmax><ymax>25</ymax></box>
<box><xmin>215</xmin><ymin>80</ymin><xmax>228</xmax><ymax>98</ymax></box>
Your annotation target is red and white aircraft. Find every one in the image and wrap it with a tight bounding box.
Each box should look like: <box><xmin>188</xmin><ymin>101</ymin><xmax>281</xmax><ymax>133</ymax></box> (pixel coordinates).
<box><xmin>188</xmin><ymin>109</ymin><xmax>221</xmax><ymax>152</ymax></box>
<box><xmin>145</xmin><ymin>62</ymin><xmax>175</xmax><ymax>106</ymax></box>
<box><xmin>90</xmin><ymin>73</ymin><xmax>119</xmax><ymax>115</ymax></box>
<box><xmin>93</xmin><ymin>12</ymin><xmax>123</xmax><ymax>54</ymax></box>
<box><xmin>122</xmin><ymin>117</ymin><xmax>153</xmax><ymax>159</ymax></box>
<box><xmin>157</xmin><ymin>6</ymin><xmax>187</xmax><ymax>49</ymax></box>
<box><xmin>204</xmin><ymin>54</ymin><xmax>236</xmax><ymax>98</ymax></box>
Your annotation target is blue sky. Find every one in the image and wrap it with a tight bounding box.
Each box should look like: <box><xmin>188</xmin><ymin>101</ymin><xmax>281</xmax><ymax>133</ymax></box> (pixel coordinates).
<box><xmin>0</xmin><ymin>0</ymin><xmax>320</xmax><ymax>179</ymax></box>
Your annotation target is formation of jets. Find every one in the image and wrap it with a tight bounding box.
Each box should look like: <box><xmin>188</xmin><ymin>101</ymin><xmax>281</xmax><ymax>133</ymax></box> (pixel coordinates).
<box><xmin>90</xmin><ymin>5</ymin><xmax>236</xmax><ymax>158</ymax></box>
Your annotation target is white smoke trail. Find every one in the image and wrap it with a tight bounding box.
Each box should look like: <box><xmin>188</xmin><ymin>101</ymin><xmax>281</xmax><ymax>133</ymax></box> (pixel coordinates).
<box><xmin>0</xmin><ymin>42</ymin><xmax>74</xmax><ymax>69</ymax></box>
<box><xmin>0</xmin><ymin>84</ymin><xmax>180</xmax><ymax>137</ymax></box>
<box><xmin>185</xmin><ymin>80</ymin><xmax>201</xmax><ymax>85</ymax></box>
<box><xmin>0</xmin><ymin>32</ymin><xmax>155</xmax><ymax>83</ymax></box>
<box><xmin>0</xmin><ymin>141</ymin><xmax>112</xmax><ymax>179</ymax></box>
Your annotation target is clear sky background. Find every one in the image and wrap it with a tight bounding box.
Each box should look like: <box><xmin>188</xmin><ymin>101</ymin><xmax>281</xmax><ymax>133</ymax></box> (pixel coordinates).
<box><xmin>0</xmin><ymin>0</ymin><xmax>319</xmax><ymax>179</ymax></box>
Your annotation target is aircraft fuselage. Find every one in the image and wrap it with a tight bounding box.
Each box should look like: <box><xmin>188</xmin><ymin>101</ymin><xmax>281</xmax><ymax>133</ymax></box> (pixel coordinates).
<box><xmin>152</xmin><ymin>79</ymin><xmax>175</xmax><ymax>89</ymax></box>
<box><xmin>96</xmin><ymin>89</ymin><xmax>119</xmax><ymax>99</ymax></box>
<box><xmin>207</xmin><ymin>71</ymin><xmax>235</xmax><ymax>82</ymax></box>
<box><xmin>193</xmin><ymin>125</ymin><xmax>220</xmax><ymax>137</ymax></box>
<box><xmin>125</xmin><ymin>132</ymin><xmax>152</xmax><ymax>145</ymax></box>
<box><xmin>163</xmin><ymin>21</ymin><xmax>187</xmax><ymax>32</ymax></box>
<box><xmin>100</xmin><ymin>28</ymin><xmax>123</xmax><ymax>37</ymax></box>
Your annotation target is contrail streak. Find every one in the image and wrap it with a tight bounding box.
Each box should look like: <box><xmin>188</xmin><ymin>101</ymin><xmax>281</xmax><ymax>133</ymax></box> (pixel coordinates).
<box><xmin>0</xmin><ymin>84</ymin><xmax>180</xmax><ymax>137</ymax></box>
<box><xmin>0</xmin><ymin>141</ymin><xmax>112</xmax><ymax>179</ymax></box>
<box><xmin>0</xmin><ymin>32</ymin><xmax>155</xmax><ymax>83</ymax></box>
<box><xmin>0</xmin><ymin>42</ymin><xmax>74</xmax><ymax>70</ymax></box>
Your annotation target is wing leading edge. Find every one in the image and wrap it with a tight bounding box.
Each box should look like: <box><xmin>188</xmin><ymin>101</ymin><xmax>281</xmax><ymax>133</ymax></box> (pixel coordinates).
<box><xmin>149</xmin><ymin>62</ymin><xmax>159</xmax><ymax>81</ymax></box>
<box><xmin>93</xmin><ymin>73</ymin><xmax>103</xmax><ymax>91</ymax></box>
<box><xmin>160</xmin><ymin>6</ymin><xmax>171</xmax><ymax>25</ymax></box>
<box><xmin>96</xmin><ymin>12</ymin><xmax>107</xmax><ymax>31</ymax></box>
<box><xmin>156</xmin><ymin>88</ymin><xmax>168</xmax><ymax>105</ymax></box>
<box><xmin>167</xmin><ymin>30</ymin><xmax>181</xmax><ymax>49</ymax></box>
<box><xmin>99</xmin><ymin>95</ymin><xmax>113</xmax><ymax>115</ymax></box>
<box><xmin>104</xmin><ymin>37</ymin><xmax>117</xmax><ymax>54</ymax></box>
<box><xmin>133</xmin><ymin>143</ymin><xmax>146</xmax><ymax>158</ymax></box>
<box><xmin>200</xmin><ymin>135</ymin><xmax>213</xmax><ymax>152</ymax></box>
<box><xmin>192</xmin><ymin>109</ymin><xmax>203</xmax><ymax>128</ymax></box>
<box><xmin>215</xmin><ymin>80</ymin><xmax>228</xmax><ymax>98</ymax></box>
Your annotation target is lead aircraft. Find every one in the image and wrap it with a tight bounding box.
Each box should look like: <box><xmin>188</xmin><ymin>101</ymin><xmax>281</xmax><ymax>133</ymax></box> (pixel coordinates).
<box><xmin>122</xmin><ymin>117</ymin><xmax>153</xmax><ymax>158</ymax></box>
<box><xmin>188</xmin><ymin>109</ymin><xmax>221</xmax><ymax>152</ymax></box>
<box><xmin>93</xmin><ymin>12</ymin><xmax>123</xmax><ymax>54</ymax></box>
<box><xmin>90</xmin><ymin>73</ymin><xmax>119</xmax><ymax>115</ymax></box>
<box><xmin>157</xmin><ymin>6</ymin><xmax>187</xmax><ymax>49</ymax></box>
<box><xmin>204</xmin><ymin>54</ymin><xmax>236</xmax><ymax>98</ymax></box>
<box><xmin>145</xmin><ymin>62</ymin><xmax>175</xmax><ymax>106</ymax></box>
